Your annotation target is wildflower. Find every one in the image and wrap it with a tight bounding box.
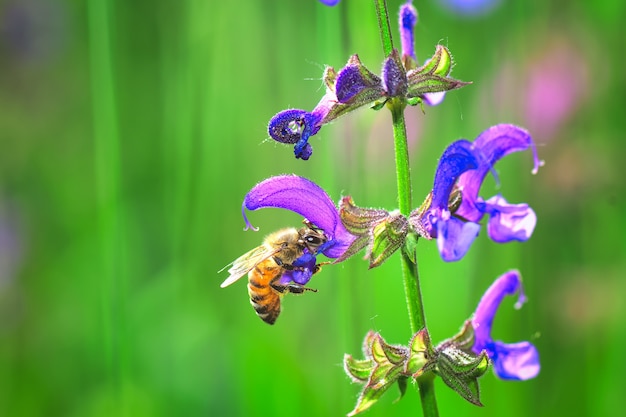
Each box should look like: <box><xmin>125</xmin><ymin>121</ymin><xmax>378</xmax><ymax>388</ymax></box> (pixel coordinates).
<box><xmin>399</xmin><ymin>1</ymin><xmax>445</xmax><ymax>105</ymax></box>
<box><xmin>471</xmin><ymin>270</ymin><xmax>540</xmax><ymax>380</ymax></box>
<box><xmin>268</xmin><ymin>2</ymin><xmax>468</xmax><ymax>160</ymax></box>
<box><xmin>411</xmin><ymin>124</ymin><xmax>541</xmax><ymax>261</ymax></box>
<box><xmin>319</xmin><ymin>0</ymin><xmax>341</xmax><ymax>5</ymax></box>
<box><xmin>242</xmin><ymin>175</ymin><xmax>357</xmax><ymax>267</ymax></box>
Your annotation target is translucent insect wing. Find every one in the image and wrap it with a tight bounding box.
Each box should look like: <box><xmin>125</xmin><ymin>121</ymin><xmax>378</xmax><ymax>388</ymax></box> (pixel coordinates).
<box><xmin>219</xmin><ymin>244</ymin><xmax>278</xmax><ymax>288</ymax></box>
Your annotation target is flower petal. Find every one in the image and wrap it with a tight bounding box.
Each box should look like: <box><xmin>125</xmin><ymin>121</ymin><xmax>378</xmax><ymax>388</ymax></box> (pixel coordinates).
<box><xmin>491</xmin><ymin>340</ymin><xmax>540</xmax><ymax>380</ymax></box>
<box><xmin>483</xmin><ymin>195</ymin><xmax>536</xmax><ymax>242</ymax></box>
<box><xmin>242</xmin><ymin>175</ymin><xmax>355</xmax><ymax>259</ymax></box>
<box><xmin>431</xmin><ymin>139</ymin><xmax>479</xmax><ymax>210</ymax></box>
<box><xmin>268</xmin><ymin>109</ymin><xmax>309</xmax><ymax>144</ymax></box>
<box><xmin>422</xmin><ymin>91</ymin><xmax>446</xmax><ymax>106</ymax></box>
<box><xmin>456</xmin><ymin>124</ymin><xmax>540</xmax><ymax>221</ymax></box>
<box><xmin>278</xmin><ymin>251</ymin><xmax>318</xmax><ymax>285</ymax></box>
<box><xmin>399</xmin><ymin>2</ymin><xmax>418</xmax><ymax>62</ymax></box>
<box><xmin>267</xmin><ymin>110</ymin><xmax>322</xmax><ymax>160</ymax></box>
<box><xmin>436</xmin><ymin>216</ymin><xmax>480</xmax><ymax>262</ymax></box>
<box><xmin>472</xmin><ymin>270</ymin><xmax>526</xmax><ymax>353</ymax></box>
<box><xmin>473</xmin><ymin>124</ymin><xmax>540</xmax><ymax>175</ymax></box>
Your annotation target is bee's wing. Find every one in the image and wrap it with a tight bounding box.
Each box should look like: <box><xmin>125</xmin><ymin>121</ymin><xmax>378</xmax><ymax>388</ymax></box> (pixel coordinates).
<box><xmin>219</xmin><ymin>244</ymin><xmax>279</xmax><ymax>288</ymax></box>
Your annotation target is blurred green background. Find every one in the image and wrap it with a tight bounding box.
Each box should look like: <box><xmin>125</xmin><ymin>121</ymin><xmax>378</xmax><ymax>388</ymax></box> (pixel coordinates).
<box><xmin>1</xmin><ymin>0</ymin><xmax>625</xmax><ymax>416</ymax></box>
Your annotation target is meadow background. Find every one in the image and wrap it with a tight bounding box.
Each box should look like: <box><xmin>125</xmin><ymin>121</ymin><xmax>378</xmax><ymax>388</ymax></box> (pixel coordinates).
<box><xmin>1</xmin><ymin>0</ymin><xmax>625</xmax><ymax>416</ymax></box>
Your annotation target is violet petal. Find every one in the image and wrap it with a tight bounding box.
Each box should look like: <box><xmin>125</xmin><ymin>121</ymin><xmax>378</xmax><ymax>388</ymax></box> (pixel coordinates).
<box><xmin>483</xmin><ymin>195</ymin><xmax>536</xmax><ymax>242</ymax></box>
<box><xmin>491</xmin><ymin>340</ymin><xmax>540</xmax><ymax>381</ymax></box>
<box><xmin>242</xmin><ymin>175</ymin><xmax>355</xmax><ymax>259</ymax></box>
<box><xmin>436</xmin><ymin>216</ymin><xmax>480</xmax><ymax>262</ymax></box>
<box><xmin>472</xmin><ymin>270</ymin><xmax>526</xmax><ymax>350</ymax></box>
<box><xmin>431</xmin><ymin>139</ymin><xmax>478</xmax><ymax>210</ymax></box>
<box><xmin>399</xmin><ymin>2</ymin><xmax>418</xmax><ymax>61</ymax></box>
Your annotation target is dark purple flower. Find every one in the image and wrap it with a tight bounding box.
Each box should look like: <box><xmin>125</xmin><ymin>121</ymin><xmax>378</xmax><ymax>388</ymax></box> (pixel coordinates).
<box><xmin>242</xmin><ymin>175</ymin><xmax>356</xmax><ymax>260</ymax></box>
<box><xmin>268</xmin><ymin>109</ymin><xmax>324</xmax><ymax>160</ymax></box>
<box><xmin>319</xmin><ymin>0</ymin><xmax>341</xmax><ymax>5</ymax></box>
<box><xmin>268</xmin><ymin>55</ymin><xmax>388</xmax><ymax>160</ymax></box>
<box><xmin>472</xmin><ymin>270</ymin><xmax>540</xmax><ymax>380</ymax></box>
<box><xmin>414</xmin><ymin>124</ymin><xmax>541</xmax><ymax>261</ymax></box>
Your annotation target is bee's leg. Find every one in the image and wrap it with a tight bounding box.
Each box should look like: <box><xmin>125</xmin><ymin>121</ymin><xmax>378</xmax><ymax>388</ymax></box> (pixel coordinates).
<box><xmin>312</xmin><ymin>261</ymin><xmax>332</xmax><ymax>275</ymax></box>
<box><xmin>270</xmin><ymin>281</ymin><xmax>317</xmax><ymax>295</ymax></box>
<box><xmin>273</xmin><ymin>256</ymin><xmax>296</xmax><ymax>271</ymax></box>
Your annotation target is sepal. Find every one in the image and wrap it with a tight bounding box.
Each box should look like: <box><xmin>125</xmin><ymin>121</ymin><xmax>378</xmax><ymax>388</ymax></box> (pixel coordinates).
<box><xmin>336</xmin><ymin>196</ymin><xmax>388</xmax><ymax>263</ymax></box>
<box><xmin>344</xmin><ymin>332</ymin><xmax>411</xmax><ymax>416</ymax></box>
<box><xmin>434</xmin><ymin>320</ymin><xmax>489</xmax><ymax>406</ymax></box>
<box><xmin>368</xmin><ymin>212</ymin><xmax>409</xmax><ymax>268</ymax></box>
<box><xmin>435</xmin><ymin>345</ymin><xmax>489</xmax><ymax>406</ymax></box>
<box><xmin>344</xmin><ymin>354</ymin><xmax>374</xmax><ymax>383</ymax></box>
<box><xmin>406</xmin><ymin>45</ymin><xmax>470</xmax><ymax>99</ymax></box>
<box><xmin>405</xmin><ymin>329</ymin><xmax>434</xmax><ymax>376</ymax></box>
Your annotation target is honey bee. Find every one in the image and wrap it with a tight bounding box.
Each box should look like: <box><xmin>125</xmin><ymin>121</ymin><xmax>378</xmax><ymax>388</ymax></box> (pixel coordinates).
<box><xmin>220</xmin><ymin>221</ymin><xmax>328</xmax><ymax>325</ymax></box>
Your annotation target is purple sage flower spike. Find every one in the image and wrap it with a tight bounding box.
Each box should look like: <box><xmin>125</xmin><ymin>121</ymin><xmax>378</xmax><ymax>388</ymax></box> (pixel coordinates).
<box><xmin>242</xmin><ymin>175</ymin><xmax>356</xmax><ymax>259</ymax></box>
<box><xmin>472</xmin><ymin>270</ymin><xmax>540</xmax><ymax>380</ymax></box>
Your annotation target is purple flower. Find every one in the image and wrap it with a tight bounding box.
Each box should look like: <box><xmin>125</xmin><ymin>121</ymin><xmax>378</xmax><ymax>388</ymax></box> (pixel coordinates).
<box><xmin>399</xmin><ymin>2</ymin><xmax>445</xmax><ymax>106</ymax></box>
<box><xmin>319</xmin><ymin>0</ymin><xmax>341</xmax><ymax>5</ymax></box>
<box><xmin>242</xmin><ymin>175</ymin><xmax>357</xmax><ymax>261</ymax></box>
<box><xmin>399</xmin><ymin>2</ymin><xmax>418</xmax><ymax>64</ymax></box>
<box><xmin>268</xmin><ymin>56</ymin><xmax>386</xmax><ymax>160</ymax></box>
<box><xmin>267</xmin><ymin>109</ymin><xmax>324</xmax><ymax>160</ymax></box>
<box><xmin>268</xmin><ymin>3</ymin><xmax>467</xmax><ymax>160</ymax></box>
<box><xmin>413</xmin><ymin>124</ymin><xmax>541</xmax><ymax>261</ymax></box>
<box><xmin>472</xmin><ymin>270</ymin><xmax>540</xmax><ymax>380</ymax></box>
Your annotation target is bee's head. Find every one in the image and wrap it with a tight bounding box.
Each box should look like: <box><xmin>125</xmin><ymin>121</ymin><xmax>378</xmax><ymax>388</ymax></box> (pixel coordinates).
<box><xmin>298</xmin><ymin>220</ymin><xmax>328</xmax><ymax>254</ymax></box>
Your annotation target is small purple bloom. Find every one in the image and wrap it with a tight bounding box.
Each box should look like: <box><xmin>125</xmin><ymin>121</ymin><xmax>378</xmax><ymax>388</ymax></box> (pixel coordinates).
<box><xmin>319</xmin><ymin>0</ymin><xmax>341</xmax><ymax>5</ymax></box>
<box><xmin>268</xmin><ymin>56</ymin><xmax>386</xmax><ymax>160</ymax></box>
<box><xmin>417</xmin><ymin>124</ymin><xmax>541</xmax><ymax>261</ymax></box>
<box><xmin>399</xmin><ymin>2</ymin><xmax>418</xmax><ymax>64</ymax></box>
<box><xmin>268</xmin><ymin>108</ymin><xmax>325</xmax><ymax>160</ymax></box>
<box><xmin>399</xmin><ymin>1</ymin><xmax>445</xmax><ymax>106</ymax></box>
<box><xmin>242</xmin><ymin>175</ymin><xmax>356</xmax><ymax>260</ymax></box>
<box><xmin>472</xmin><ymin>270</ymin><xmax>540</xmax><ymax>380</ymax></box>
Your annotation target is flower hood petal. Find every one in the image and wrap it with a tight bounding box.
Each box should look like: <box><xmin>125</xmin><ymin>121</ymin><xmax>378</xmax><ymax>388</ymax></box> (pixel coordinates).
<box><xmin>431</xmin><ymin>139</ymin><xmax>479</xmax><ymax>210</ymax></box>
<box><xmin>456</xmin><ymin>124</ymin><xmax>540</xmax><ymax>220</ymax></box>
<box><xmin>472</xmin><ymin>270</ymin><xmax>526</xmax><ymax>350</ymax></box>
<box><xmin>242</xmin><ymin>175</ymin><xmax>355</xmax><ymax>259</ymax></box>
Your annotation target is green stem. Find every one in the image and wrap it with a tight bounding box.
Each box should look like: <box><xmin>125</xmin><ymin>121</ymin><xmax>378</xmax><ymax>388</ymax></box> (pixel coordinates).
<box><xmin>374</xmin><ymin>0</ymin><xmax>394</xmax><ymax>56</ymax></box>
<box><xmin>375</xmin><ymin>1</ymin><xmax>438</xmax><ymax>415</ymax></box>
<box><xmin>387</xmin><ymin>59</ymin><xmax>440</xmax><ymax>417</ymax></box>
<box><xmin>390</xmin><ymin>99</ymin><xmax>440</xmax><ymax>417</ymax></box>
